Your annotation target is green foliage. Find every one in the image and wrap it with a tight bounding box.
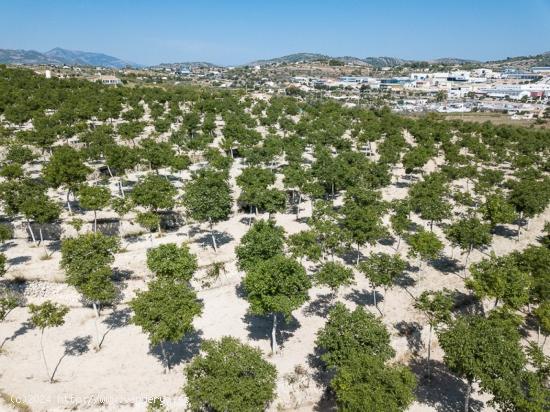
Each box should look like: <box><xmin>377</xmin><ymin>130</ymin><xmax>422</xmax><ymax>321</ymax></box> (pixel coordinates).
<box><xmin>42</xmin><ymin>145</ymin><xmax>91</xmax><ymax>190</ymax></box>
<box><xmin>237</xmin><ymin>167</ymin><xmax>286</xmax><ymax>214</ymax></box>
<box><xmin>402</xmin><ymin>145</ymin><xmax>433</xmax><ymax>174</ymax></box>
<box><xmin>184</xmin><ymin>337</ymin><xmax>277</xmax><ymax>412</ymax></box>
<box><xmin>236</xmin><ymin>219</ymin><xmax>285</xmax><ymax>271</ymax></box>
<box><xmin>203</xmin><ymin>148</ymin><xmax>230</xmax><ymax>171</ymax></box>
<box><xmin>359</xmin><ymin>252</ymin><xmax>406</xmax><ymax>291</ymax></box>
<box><xmin>406</xmin><ymin>230</ymin><xmax>444</xmax><ymax>262</ymax></box>
<box><xmin>467</xmin><ymin>254</ymin><xmax>531</xmax><ymax>309</ymax></box>
<box><xmin>0</xmin><ymin>163</ymin><xmax>24</xmax><ymax>180</ymax></box>
<box><xmin>414</xmin><ymin>289</ymin><xmax>454</xmax><ymax>327</ymax></box>
<box><xmin>314</xmin><ymin>261</ymin><xmax>354</xmax><ymax>292</ymax></box>
<box><xmin>5</xmin><ymin>144</ymin><xmax>35</xmax><ymax>164</ymax></box>
<box><xmin>130</xmin><ymin>279</ymin><xmax>202</xmax><ymax>346</ymax></box>
<box><xmin>136</xmin><ymin>211</ymin><xmax>161</xmax><ymax>232</ymax></box>
<box><xmin>512</xmin><ymin>245</ymin><xmax>550</xmax><ymax>304</ymax></box>
<box><xmin>139</xmin><ymin>138</ymin><xmax>174</xmax><ymax>171</ymax></box>
<box><xmin>331</xmin><ymin>353</ymin><xmax>417</xmax><ymax>412</ymax></box>
<box><xmin>78</xmin><ymin>266</ymin><xmax>117</xmax><ymax>304</ymax></box>
<box><xmin>183</xmin><ymin>169</ymin><xmax>232</xmax><ymax>224</ymax></box>
<box><xmin>243</xmin><ymin>255</ymin><xmax>310</xmax><ymax>318</ymax></box>
<box><xmin>508</xmin><ymin>177</ymin><xmax>550</xmax><ymax>218</ymax></box>
<box><xmin>390</xmin><ymin>199</ymin><xmax>413</xmax><ymax>238</ymax></box>
<box><xmin>445</xmin><ymin>216</ymin><xmax>492</xmax><ymax>253</ymax></box>
<box><xmin>287</xmin><ymin>230</ymin><xmax>322</xmax><ymax>262</ymax></box>
<box><xmin>146</xmin><ymin>243</ymin><xmax>197</xmax><ymax>282</ymax></box>
<box><xmin>409</xmin><ymin>173</ymin><xmax>452</xmax><ymax>228</ymax></box>
<box><xmin>438</xmin><ymin>313</ymin><xmax>532</xmax><ymax>411</ymax></box>
<box><xmin>0</xmin><ymin>178</ymin><xmax>46</xmax><ymax>216</ymax></box>
<box><xmin>0</xmin><ymin>291</ymin><xmax>20</xmax><ymax>321</ymax></box>
<box><xmin>311</xmin><ymin>200</ymin><xmax>348</xmax><ymax>259</ymax></box>
<box><xmin>533</xmin><ymin>302</ymin><xmax>550</xmax><ymax>338</ymax></box>
<box><xmin>341</xmin><ymin>189</ymin><xmax>387</xmax><ymax>250</ymax></box>
<box><xmin>105</xmin><ymin>144</ymin><xmax>139</xmax><ymax>174</ymax></box>
<box><xmin>0</xmin><ymin>253</ymin><xmax>6</xmax><ymax>278</ymax></box>
<box><xmin>480</xmin><ymin>192</ymin><xmax>517</xmax><ymax>227</ymax></box>
<box><xmin>78</xmin><ymin>184</ymin><xmax>111</xmax><ymax>213</ymax></box>
<box><xmin>20</xmin><ymin>190</ymin><xmax>61</xmax><ymax>224</ymax></box>
<box><xmin>315</xmin><ymin>303</ymin><xmax>395</xmax><ymax>370</ymax></box>
<box><xmin>132</xmin><ymin>174</ymin><xmax>176</xmax><ymax>211</ymax></box>
<box><xmin>28</xmin><ymin>301</ymin><xmax>69</xmax><ymax>330</ymax></box>
<box><xmin>111</xmin><ymin>197</ymin><xmax>133</xmax><ymax>217</ymax></box>
<box><xmin>61</xmin><ymin>232</ymin><xmax>119</xmax><ymax>303</ymax></box>
<box><xmin>0</xmin><ymin>224</ymin><xmax>13</xmax><ymax>243</ymax></box>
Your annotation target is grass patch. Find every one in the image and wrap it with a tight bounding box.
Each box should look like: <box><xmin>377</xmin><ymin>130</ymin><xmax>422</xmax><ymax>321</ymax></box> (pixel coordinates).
<box><xmin>0</xmin><ymin>390</ymin><xmax>32</xmax><ymax>412</ymax></box>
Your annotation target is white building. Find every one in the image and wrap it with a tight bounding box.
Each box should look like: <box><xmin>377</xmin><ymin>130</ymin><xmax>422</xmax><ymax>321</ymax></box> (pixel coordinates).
<box><xmin>98</xmin><ymin>75</ymin><xmax>122</xmax><ymax>85</ymax></box>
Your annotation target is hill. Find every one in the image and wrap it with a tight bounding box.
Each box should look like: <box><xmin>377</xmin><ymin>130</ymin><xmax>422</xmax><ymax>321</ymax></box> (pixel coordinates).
<box><xmin>245</xmin><ymin>54</ymin><xmax>477</xmax><ymax>68</ymax></box>
<box><xmin>151</xmin><ymin>62</ymin><xmax>220</xmax><ymax>70</ymax></box>
<box><xmin>0</xmin><ymin>47</ymin><xmax>140</xmax><ymax>68</ymax></box>
<box><xmin>44</xmin><ymin>47</ymin><xmax>139</xmax><ymax>68</ymax></box>
<box><xmin>247</xmin><ymin>53</ymin><xmax>331</xmax><ymax>66</ymax></box>
<box><xmin>0</xmin><ymin>49</ymin><xmax>60</xmax><ymax>65</ymax></box>
<box><xmin>362</xmin><ymin>56</ymin><xmax>407</xmax><ymax>67</ymax></box>
<box><xmin>487</xmin><ymin>51</ymin><xmax>550</xmax><ymax>68</ymax></box>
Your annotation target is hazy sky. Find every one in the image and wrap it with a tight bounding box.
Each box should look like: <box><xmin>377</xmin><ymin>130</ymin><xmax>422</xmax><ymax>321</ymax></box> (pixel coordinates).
<box><xmin>2</xmin><ymin>0</ymin><xmax>549</xmax><ymax>66</ymax></box>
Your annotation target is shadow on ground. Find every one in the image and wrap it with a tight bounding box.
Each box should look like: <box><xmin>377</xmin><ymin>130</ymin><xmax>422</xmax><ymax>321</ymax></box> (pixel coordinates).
<box><xmin>243</xmin><ymin>312</ymin><xmax>300</xmax><ymax>351</ymax></box>
<box><xmin>149</xmin><ymin>329</ymin><xmax>203</xmax><ymax>370</ymax></box>
<box><xmin>410</xmin><ymin>358</ymin><xmax>484</xmax><ymax>412</ymax></box>
<box><xmin>303</xmin><ymin>293</ymin><xmax>336</xmax><ymax>317</ymax></box>
<box><xmin>344</xmin><ymin>288</ymin><xmax>383</xmax><ymax>307</ymax></box>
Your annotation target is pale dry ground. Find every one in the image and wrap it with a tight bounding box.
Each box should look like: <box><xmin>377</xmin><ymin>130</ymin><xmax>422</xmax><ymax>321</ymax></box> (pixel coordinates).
<box><xmin>0</xmin><ymin>129</ymin><xmax>548</xmax><ymax>411</ymax></box>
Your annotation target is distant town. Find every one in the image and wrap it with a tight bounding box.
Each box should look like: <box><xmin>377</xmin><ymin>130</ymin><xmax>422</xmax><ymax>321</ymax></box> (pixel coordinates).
<box><xmin>6</xmin><ymin>48</ymin><xmax>548</xmax><ymax>126</ymax></box>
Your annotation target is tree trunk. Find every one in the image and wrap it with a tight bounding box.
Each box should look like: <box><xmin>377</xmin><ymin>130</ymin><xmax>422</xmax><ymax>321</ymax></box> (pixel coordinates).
<box><xmin>210</xmin><ymin>220</ymin><xmax>217</xmax><ymax>252</ymax></box>
<box><xmin>396</xmin><ymin>236</ymin><xmax>401</xmax><ymax>251</ymax></box>
<box><xmin>517</xmin><ymin>211</ymin><xmax>523</xmax><ymax>241</ymax></box>
<box><xmin>27</xmin><ymin>220</ymin><xmax>37</xmax><ymax>244</ymax></box>
<box><xmin>155</xmin><ymin>209</ymin><xmax>163</xmax><ymax>236</ymax></box>
<box><xmin>427</xmin><ymin>323</ymin><xmax>432</xmax><ymax>380</ymax></box>
<box><xmin>40</xmin><ymin>329</ymin><xmax>51</xmax><ymax>382</ymax></box>
<box><xmin>271</xmin><ymin>313</ymin><xmax>278</xmax><ymax>354</ymax></box>
<box><xmin>92</xmin><ymin>302</ymin><xmax>101</xmax><ymax>349</ymax></box>
<box><xmin>39</xmin><ymin>227</ymin><xmax>44</xmax><ymax>245</ymax></box>
<box><xmin>161</xmin><ymin>342</ymin><xmax>169</xmax><ymax>373</ymax></box>
<box><xmin>494</xmin><ymin>297</ymin><xmax>499</xmax><ymax>308</ymax></box>
<box><xmin>119</xmin><ymin>179</ymin><xmax>125</xmax><ymax>198</ymax></box>
<box><xmin>356</xmin><ymin>243</ymin><xmax>361</xmax><ymax>265</ymax></box>
<box><xmin>94</xmin><ymin>211</ymin><xmax>97</xmax><ymax>233</ymax></box>
<box><xmin>66</xmin><ymin>190</ymin><xmax>72</xmax><ymax>213</ymax></box>
<box><xmin>464</xmin><ymin>380</ymin><xmax>472</xmax><ymax>412</ymax></box>
<box><xmin>373</xmin><ymin>287</ymin><xmax>377</xmax><ymax>310</ymax></box>
<box><xmin>106</xmin><ymin>165</ymin><xmax>113</xmax><ymax>178</ymax></box>
<box><xmin>464</xmin><ymin>247</ymin><xmax>472</xmax><ymax>276</ymax></box>
<box><xmin>296</xmin><ymin>192</ymin><xmax>301</xmax><ymax>219</ymax></box>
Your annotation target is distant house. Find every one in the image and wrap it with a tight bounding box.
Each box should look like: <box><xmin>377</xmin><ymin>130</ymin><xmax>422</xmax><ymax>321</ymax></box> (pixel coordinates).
<box><xmin>97</xmin><ymin>75</ymin><xmax>122</xmax><ymax>85</ymax></box>
<box><xmin>532</xmin><ymin>67</ymin><xmax>550</xmax><ymax>74</ymax></box>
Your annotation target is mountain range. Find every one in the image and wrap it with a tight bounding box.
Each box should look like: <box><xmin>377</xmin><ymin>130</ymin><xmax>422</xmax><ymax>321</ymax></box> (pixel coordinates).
<box><xmin>0</xmin><ymin>47</ymin><xmax>549</xmax><ymax>69</ymax></box>
<box><xmin>0</xmin><ymin>47</ymin><xmax>140</xmax><ymax>68</ymax></box>
<box><xmin>246</xmin><ymin>53</ymin><xmax>480</xmax><ymax>68</ymax></box>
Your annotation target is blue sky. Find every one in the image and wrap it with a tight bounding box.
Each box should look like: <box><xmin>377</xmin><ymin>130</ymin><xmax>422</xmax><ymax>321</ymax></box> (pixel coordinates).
<box><xmin>1</xmin><ymin>0</ymin><xmax>549</xmax><ymax>66</ymax></box>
